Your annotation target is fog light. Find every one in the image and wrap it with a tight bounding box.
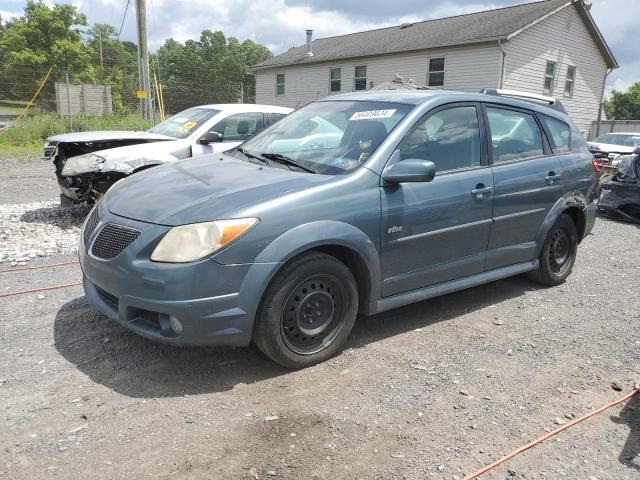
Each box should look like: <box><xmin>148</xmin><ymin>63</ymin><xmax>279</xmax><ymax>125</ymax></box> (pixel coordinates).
<box><xmin>169</xmin><ymin>315</ymin><xmax>183</xmax><ymax>334</ymax></box>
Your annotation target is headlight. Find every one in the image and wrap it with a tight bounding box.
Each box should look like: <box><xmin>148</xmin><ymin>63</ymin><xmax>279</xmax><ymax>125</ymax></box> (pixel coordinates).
<box><xmin>61</xmin><ymin>153</ymin><xmax>106</xmax><ymax>176</ymax></box>
<box><xmin>150</xmin><ymin>218</ymin><xmax>259</xmax><ymax>263</ymax></box>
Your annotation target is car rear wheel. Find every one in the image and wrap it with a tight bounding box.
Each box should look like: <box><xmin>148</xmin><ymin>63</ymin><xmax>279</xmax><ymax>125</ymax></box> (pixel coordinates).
<box><xmin>253</xmin><ymin>252</ymin><xmax>358</xmax><ymax>368</ymax></box>
<box><xmin>527</xmin><ymin>213</ymin><xmax>578</xmax><ymax>286</ymax></box>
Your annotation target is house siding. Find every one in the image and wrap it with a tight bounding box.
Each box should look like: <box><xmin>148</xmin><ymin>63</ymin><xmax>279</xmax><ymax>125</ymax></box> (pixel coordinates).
<box><xmin>255</xmin><ymin>4</ymin><xmax>610</xmax><ymax>136</ymax></box>
<box><xmin>255</xmin><ymin>44</ymin><xmax>502</xmax><ymax>108</ymax></box>
<box><xmin>502</xmin><ymin>4</ymin><xmax>608</xmax><ymax>135</ymax></box>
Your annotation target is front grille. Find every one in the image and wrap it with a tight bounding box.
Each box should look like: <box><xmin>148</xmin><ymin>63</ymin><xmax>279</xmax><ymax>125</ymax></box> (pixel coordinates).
<box><xmin>96</xmin><ymin>287</ymin><xmax>118</xmax><ymax>310</ymax></box>
<box><xmin>91</xmin><ymin>223</ymin><xmax>142</xmax><ymax>260</ymax></box>
<box><xmin>83</xmin><ymin>207</ymin><xmax>100</xmax><ymax>245</ymax></box>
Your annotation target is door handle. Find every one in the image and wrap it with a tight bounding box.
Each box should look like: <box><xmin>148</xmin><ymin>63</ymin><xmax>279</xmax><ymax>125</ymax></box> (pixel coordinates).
<box><xmin>545</xmin><ymin>172</ymin><xmax>562</xmax><ymax>185</ymax></box>
<box><xmin>471</xmin><ymin>185</ymin><xmax>493</xmax><ymax>199</ymax></box>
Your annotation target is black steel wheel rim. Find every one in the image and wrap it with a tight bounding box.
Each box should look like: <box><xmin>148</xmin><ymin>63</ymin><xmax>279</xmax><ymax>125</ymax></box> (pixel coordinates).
<box><xmin>281</xmin><ymin>274</ymin><xmax>345</xmax><ymax>355</ymax></box>
<box><xmin>548</xmin><ymin>227</ymin><xmax>572</xmax><ymax>274</ymax></box>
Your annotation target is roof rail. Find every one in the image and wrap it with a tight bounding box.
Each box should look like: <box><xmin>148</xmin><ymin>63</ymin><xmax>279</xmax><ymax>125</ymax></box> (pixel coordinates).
<box><xmin>479</xmin><ymin>88</ymin><xmax>567</xmax><ymax>113</ymax></box>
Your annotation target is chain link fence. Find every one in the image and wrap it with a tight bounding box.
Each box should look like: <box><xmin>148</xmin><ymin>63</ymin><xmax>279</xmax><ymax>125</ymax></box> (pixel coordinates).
<box><xmin>0</xmin><ymin>61</ymin><xmax>257</xmax><ymax>130</ymax></box>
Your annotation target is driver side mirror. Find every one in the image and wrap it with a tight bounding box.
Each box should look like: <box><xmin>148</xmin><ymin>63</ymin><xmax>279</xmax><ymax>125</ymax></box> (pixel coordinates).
<box><xmin>382</xmin><ymin>159</ymin><xmax>436</xmax><ymax>186</ymax></box>
<box><xmin>198</xmin><ymin>131</ymin><xmax>223</xmax><ymax>145</ymax></box>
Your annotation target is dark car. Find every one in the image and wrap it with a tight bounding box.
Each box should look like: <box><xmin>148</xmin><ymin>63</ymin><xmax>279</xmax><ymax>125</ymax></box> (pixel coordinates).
<box><xmin>79</xmin><ymin>89</ymin><xmax>598</xmax><ymax>368</ymax></box>
<box><xmin>599</xmin><ymin>147</ymin><xmax>640</xmax><ymax>224</ymax></box>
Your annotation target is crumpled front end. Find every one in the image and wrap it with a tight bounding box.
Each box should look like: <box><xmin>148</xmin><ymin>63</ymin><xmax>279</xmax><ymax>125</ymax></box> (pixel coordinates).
<box><xmin>51</xmin><ymin>137</ymin><xmax>184</xmax><ymax>206</ymax></box>
<box><xmin>598</xmin><ymin>154</ymin><xmax>640</xmax><ymax>224</ymax></box>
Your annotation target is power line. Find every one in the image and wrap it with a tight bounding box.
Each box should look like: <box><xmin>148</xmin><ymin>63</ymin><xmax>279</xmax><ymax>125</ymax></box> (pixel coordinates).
<box><xmin>117</xmin><ymin>0</ymin><xmax>132</xmax><ymax>41</ymax></box>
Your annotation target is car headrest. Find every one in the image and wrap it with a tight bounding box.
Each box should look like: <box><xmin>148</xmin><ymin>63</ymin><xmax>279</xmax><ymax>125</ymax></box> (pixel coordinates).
<box><xmin>237</xmin><ymin>120</ymin><xmax>249</xmax><ymax>135</ymax></box>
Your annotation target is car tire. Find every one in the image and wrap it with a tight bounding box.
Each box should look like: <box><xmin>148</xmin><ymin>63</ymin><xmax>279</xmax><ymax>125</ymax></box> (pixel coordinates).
<box><xmin>253</xmin><ymin>251</ymin><xmax>359</xmax><ymax>368</ymax></box>
<box><xmin>527</xmin><ymin>213</ymin><xmax>578</xmax><ymax>286</ymax></box>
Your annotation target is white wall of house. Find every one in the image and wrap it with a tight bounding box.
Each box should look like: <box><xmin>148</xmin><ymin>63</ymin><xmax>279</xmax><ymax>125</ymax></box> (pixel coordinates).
<box><xmin>502</xmin><ymin>5</ymin><xmax>608</xmax><ymax>135</ymax></box>
<box><xmin>255</xmin><ymin>44</ymin><xmax>502</xmax><ymax>108</ymax></box>
<box><xmin>254</xmin><ymin>4</ymin><xmax>609</xmax><ymax>136</ymax></box>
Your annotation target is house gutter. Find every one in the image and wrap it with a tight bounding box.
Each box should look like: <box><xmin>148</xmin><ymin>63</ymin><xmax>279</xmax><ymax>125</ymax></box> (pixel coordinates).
<box><xmin>497</xmin><ymin>39</ymin><xmax>506</xmax><ymax>89</ymax></box>
<box><xmin>595</xmin><ymin>68</ymin><xmax>614</xmax><ymax>138</ymax></box>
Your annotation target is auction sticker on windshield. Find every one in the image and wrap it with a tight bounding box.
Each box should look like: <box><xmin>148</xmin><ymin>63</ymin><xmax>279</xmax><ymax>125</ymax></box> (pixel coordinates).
<box><xmin>350</xmin><ymin>109</ymin><xmax>396</xmax><ymax>121</ymax></box>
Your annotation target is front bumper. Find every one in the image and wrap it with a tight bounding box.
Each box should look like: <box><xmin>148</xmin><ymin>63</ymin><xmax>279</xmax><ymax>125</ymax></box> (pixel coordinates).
<box><xmin>80</xmin><ymin>207</ymin><xmax>281</xmax><ymax>347</ymax></box>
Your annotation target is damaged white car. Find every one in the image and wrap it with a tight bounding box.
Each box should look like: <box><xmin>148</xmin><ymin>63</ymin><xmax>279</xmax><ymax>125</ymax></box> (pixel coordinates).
<box><xmin>43</xmin><ymin>104</ymin><xmax>292</xmax><ymax>206</ymax></box>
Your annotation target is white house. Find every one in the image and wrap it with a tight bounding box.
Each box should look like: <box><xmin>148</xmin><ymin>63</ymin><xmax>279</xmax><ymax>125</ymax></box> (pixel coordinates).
<box><xmin>251</xmin><ymin>0</ymin><xmax>617</xmax><ymax>135</ymax></box>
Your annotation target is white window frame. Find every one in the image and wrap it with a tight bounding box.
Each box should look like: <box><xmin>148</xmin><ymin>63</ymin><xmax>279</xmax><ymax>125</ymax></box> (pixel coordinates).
<box><xmin>564</xmin><ymin>65</ymin><xmax>576</xmax><ymax>97</ymax></box>
<box><xmin>543</xmin><ymin>61</ymin><xmax>556</xmax><ymax>95</ymax></box>
<box><xmin>330</xmin><ymin>67</ymin><xmax>341</xmax><ymax>93</ymax></box>
<box><xmin>354</xmin><ymin>65</ymin><xmax>367</xmax><ymax>91</ymax></box>
<box><xmin>427</xmin><ymin>57</ymin><xmax>446</xmax><ymax>87</ymax></box>
<box><xmin>275</xmin><ymin>73</ymin><xmax>285</xmax><ymax>95</ymax></box>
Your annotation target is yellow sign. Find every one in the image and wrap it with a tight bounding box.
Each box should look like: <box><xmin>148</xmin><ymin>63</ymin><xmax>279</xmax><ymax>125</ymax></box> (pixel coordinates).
<box><xmin>136</xmin><ymin>90</ymin><xmax>148</xmax><ymax>99</ymax></box>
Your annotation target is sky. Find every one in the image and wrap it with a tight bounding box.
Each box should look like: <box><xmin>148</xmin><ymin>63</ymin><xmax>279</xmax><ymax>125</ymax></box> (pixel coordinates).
<box><xmin>0</xmin><ymin>0</ymin><xmax>637</xmax><ymax>96</ymax></box>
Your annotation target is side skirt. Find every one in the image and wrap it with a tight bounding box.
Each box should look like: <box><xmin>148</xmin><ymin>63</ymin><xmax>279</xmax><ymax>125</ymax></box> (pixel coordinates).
<box><xmin>363</xmin><ymin>260</ymin><xmax>538</xmax><ymax>315</ymax></box>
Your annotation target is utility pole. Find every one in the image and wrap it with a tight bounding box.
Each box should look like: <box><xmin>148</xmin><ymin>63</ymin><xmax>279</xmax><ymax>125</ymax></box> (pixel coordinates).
<box><xmin>135</xmin><ymin>0</ymin><xmax>151</xmax><ymax>120</ymax></box>
<box><xmin>98</xmin><ymin>32</ymin><xmax>104</xmax><ymax>68</ymax></box>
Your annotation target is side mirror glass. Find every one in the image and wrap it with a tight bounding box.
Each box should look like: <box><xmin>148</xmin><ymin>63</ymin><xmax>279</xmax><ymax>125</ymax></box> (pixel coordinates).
<box><xmin>382</xmin><ymin>159</ymin><xmax>436</xmax><ymax>185</ymax></box>
<box><xmin>199</xmin><ymin>131</ymin><xmax>223</xmax><ymax>145</ymax></box>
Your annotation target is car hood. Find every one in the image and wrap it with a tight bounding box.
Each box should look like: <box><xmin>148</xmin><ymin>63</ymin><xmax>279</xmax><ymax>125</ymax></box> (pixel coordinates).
<box><xmin>47</xmin><ymin>130</ymin><xmax>175</xmax><ymax>143</ymax></box>
<box><xmin>90</xmin><ymin>140</ymin><xmax>191</xmax><ymax>174</ymax></box>
<box><xmin>105</xmin><ymin>154</ymin><xmax>334</xmax><ymax>225</ymax></box>
<box><xmin>587</xmin><ymin>142</ymin><xmax>636</xmax><ymax>153</ymax></box>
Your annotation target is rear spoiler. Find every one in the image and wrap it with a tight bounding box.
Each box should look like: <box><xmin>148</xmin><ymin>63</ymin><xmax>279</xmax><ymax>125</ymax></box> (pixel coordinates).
<box><xmin>479</xmin><ymin>88</ymin><xmax>567</xmax><ymax>114</ymax></box>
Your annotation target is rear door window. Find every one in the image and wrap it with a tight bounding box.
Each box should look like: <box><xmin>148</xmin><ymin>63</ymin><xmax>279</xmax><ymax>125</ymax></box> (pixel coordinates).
<box><xmin>266</xmin><ymin>112</ymin><xmax>287</xmax><ymax>126</ymax></box>
<box><xmin>540</xmin><ymin>115</ymin><xmax>571</xmax><ymax>153</ymax></box>
<box><xmin>486</xmin><ymin>107</ymin><xmax>544</xmax><ymax>163</ymax></box>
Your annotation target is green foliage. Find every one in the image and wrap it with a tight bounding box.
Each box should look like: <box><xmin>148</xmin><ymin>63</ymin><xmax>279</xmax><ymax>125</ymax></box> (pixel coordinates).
<box><xmin>0</xmin><ymin>114</ymin><xmax>152</xmax><ymax>149</ymax></box>
<box><xmin>0</xmin><ymin>0</ymin><xmax>274</xmax><ymax>146</ymax></box>
<box><xmin>605</xmin><ymin>82</ymin><xmax>640</xmax><ymax>120</ymax></box>
<box><xmin>0</xmin><ymin>1</ymin><xmax>91</xmax><ymax>107</ymax></box>
<box><xmin>155</xmin><ymin>32</ymin><xmax>272</xmax><ymax>113</ymax></box>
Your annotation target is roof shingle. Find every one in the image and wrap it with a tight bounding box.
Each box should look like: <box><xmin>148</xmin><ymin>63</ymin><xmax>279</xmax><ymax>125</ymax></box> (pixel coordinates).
<box><xmin>252</xmin><ymin>0</ymin><xmax>575</xmax><ymax>70</ymax></box>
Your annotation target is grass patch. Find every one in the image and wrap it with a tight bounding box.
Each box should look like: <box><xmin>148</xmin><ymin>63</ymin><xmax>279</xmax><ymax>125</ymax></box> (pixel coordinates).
<box><xmin>0</xmin><ymin>114</ymin><xmax>153</xmax><ymax>154</ymax></box>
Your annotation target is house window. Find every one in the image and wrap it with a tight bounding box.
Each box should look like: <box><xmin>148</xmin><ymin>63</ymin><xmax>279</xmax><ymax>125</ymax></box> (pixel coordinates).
<box><xmin>276</xmin><ymin>73</ymin><xmax>285</xmax><ymax>95</ymax></box>
<box><xmin>564</xmin><ymin>66</ymin><xmax>576</xmax><ymax>96</ymax></box>
<box><xmin>427</xmin><ymin>57</ymin><xmax>445</xmax><ymax>87</ymax></box>
<box><xmin>354</xmin><ymin>65</ymin><xmax>367</xmax><ymax>91</ymax></box>
<box><xmin>543</xmin><ymin>61</ymin><xmax>556</xmax><ymax>94</ymax></box>
<box><xmin>330</xmin><ymin>68</ymin><xmax>341</xmax><ymax>92</ymax></box>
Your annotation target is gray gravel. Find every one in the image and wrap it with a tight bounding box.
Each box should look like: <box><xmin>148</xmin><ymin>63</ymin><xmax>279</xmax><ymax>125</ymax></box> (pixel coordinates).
<box><xmin>0</xmin><ymin>200</ymin><xmax>90</xmax><ymax>265</ymax></box>
<box><xmin>1</xmin><ymin>156</ymin><xmax>639</xmax><ymax>479</ymax></box>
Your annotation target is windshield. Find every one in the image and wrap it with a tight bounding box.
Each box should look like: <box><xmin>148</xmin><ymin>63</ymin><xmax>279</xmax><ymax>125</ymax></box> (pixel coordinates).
<box><xmin>594</xmin><ymin>133</ymin><xmax>640</xmax><ymax>147</ymax></box>
<box><xmin>233</xmin><ymin>100</ymin><xmax>413</xmax><ymax>174</ymax></box>
<box><xmin>148</xmin><ymin>107</ymin><xmax>220</xmax><ymax>139</ymax></box>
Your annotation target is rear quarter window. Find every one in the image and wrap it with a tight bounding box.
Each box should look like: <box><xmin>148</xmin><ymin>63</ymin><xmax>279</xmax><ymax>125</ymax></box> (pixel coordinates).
<box><xmin>540</xmin><ymin>115</ymin><xmax>571</xmax><ymax>153</ymax></box>
<box><xmin>570</xmin><ymin>127</ymin><xmax>589</xmax><ymax>154</ymax></box>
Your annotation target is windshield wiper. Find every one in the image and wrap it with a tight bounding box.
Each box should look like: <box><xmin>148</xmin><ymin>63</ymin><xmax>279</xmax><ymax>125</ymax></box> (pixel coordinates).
<box><xmin>236</xmin><ymin>147</ymin><xmax>267</xmax><ymax>164</ymax></box>
<box><xmin>259</xmin><ymin>153</ymin><xmax>318</xmax><ymax>174</ymax></box>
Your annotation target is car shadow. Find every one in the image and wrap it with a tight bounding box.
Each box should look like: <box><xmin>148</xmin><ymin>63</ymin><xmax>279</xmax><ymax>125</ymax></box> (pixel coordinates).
<box><xmin>611</xmin><ymin>392</ymin><xmax>640</xmax><ymax>471</ymax></box>
<box><xmin>54</xmin><ymin>275</ymin><xmax>543</xmax><ymax>399</ymax></box>
<box><xmin>20</xmin><ymin>204</ymin><xmax>91</xmax><ymax>228</ymax></box>
<box><xmin>348</xmin><ymin>275</ymin><xmax>542</xmax><ymax>348</ymax></box>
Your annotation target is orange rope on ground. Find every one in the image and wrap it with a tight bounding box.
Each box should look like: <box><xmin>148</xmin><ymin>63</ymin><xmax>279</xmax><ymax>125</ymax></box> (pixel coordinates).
<box><xmin>0</xmin><ymin>260</ymin><xmax>80</xmax><ymax>274</ymax></box>
<box><xmin>464</xmin><ymin>388</ymin><xmax>640</xmax><ymax>480</ymax></box>
<box><xmin>0</xmin><ymin>282</ymin><xmax>82</xmax><ymax>298</ymax></box>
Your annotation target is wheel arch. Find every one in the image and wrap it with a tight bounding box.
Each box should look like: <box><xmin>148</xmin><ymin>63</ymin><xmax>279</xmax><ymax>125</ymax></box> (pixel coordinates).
<box><xmin>535</xmin><ymin>193</ymin><xmax>589</xmax><ymax>256</ymax></box>
<box><xmin>249</xmin><ymin>221</ymin><xmax>381</xmax><ymax>310</ymax></box>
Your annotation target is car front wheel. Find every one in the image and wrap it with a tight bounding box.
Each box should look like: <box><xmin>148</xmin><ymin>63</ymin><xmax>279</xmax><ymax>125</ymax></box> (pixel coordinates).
<box><xmin>253</xmin><ymin>252</ymin><xmax>358</xmax><ymax>368</ymax></box>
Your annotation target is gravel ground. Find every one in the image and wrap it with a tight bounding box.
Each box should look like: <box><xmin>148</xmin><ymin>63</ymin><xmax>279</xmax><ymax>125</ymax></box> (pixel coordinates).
<box><xmin>0</xmin><ymin>156</ymin><xmax>639</xmax><ymax>479</ymax></box>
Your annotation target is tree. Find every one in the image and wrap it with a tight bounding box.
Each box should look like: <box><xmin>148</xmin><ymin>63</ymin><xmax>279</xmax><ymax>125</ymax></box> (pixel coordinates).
<box><xmin>85</xmin><ymin>23</ymin><xmax>139</xmax><ymax>112</ymax></box>
<box><xmin>605</xmin><ymin>82</ymin><xmax>640</xmax><ymax>120</ymax></box>
<box><xmin>0</xmin><ymin>1</ymin><xmax>91</xmax><ymax>107</ymax></box>
<box><xmin>155</xmin><ymin>31</ymin><xmax>272</xmax><ymax>113</ymax></box>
